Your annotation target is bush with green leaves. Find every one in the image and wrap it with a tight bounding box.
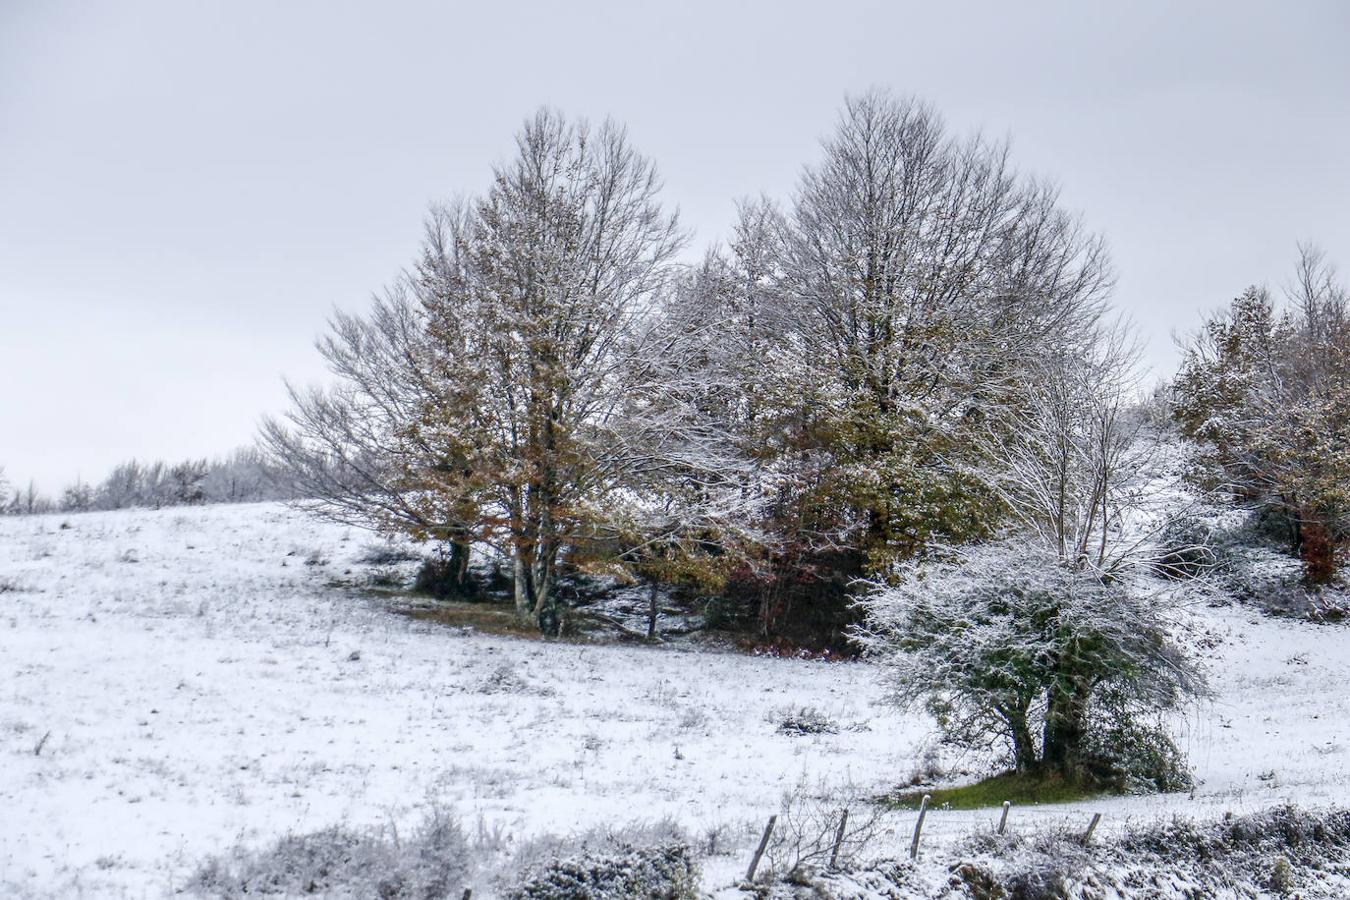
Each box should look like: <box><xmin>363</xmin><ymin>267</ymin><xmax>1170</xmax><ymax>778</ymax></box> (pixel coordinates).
<box><xmin>855</xmin><ymin>541</ymin><xmax>1206</xmax><ymax>786</ymax></box>
<box><xmin>1080</xmin><ymin>700</ymin><xmax>1193</xmax><ymax>793</ymax></box>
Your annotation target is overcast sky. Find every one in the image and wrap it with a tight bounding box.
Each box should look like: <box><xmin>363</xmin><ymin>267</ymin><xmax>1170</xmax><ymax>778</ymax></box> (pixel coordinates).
<box><xmin>2</xmin><ymin>1</ymin><xmax>1347</xmax><ymax>493</ymax></box>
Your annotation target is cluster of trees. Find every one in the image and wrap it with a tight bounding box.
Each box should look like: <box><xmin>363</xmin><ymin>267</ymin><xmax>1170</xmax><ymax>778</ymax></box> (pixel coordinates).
<box><xmin>264</xmin><ymin>92</ymin><xmax>1212</xmax><ymax>785</ymax></box>
<box><xmin>0</xmin><ymin>448</ymin><xmax>285</xmax><ymax>515</ymax></box>
<box><xmin>0</xmin><ymin>467</ymin><xmax>53</xmax><ymax>516</ymax></box>
<box><xmin>1173</xmin><ymin>247</ymin><xmax>1350</xmax><ymax>584</ymax></box>
<box><xmin>264</xmin><ymin>91</ymin><xmax>1115</xmax><ymax>636</ymax></box>
<box><xmin>3</xmin><ymin>92</ymin><xmax>1331</xmax><ymax>790</ymax></box>
<box><xmin>265</xmin><ymin>110</ymin><xmax>750</xmax><ymax>630</ymax></box>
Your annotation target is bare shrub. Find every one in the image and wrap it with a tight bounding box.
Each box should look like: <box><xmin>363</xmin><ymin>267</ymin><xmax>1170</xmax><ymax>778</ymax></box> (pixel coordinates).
<box><xmin>675</xmin><ymin>705</ymin><xmax>708</xmax><ymax>732</ymax></box>
<box><xmin>761</xmin><ymin>782</ymin><xmax>891</xmax><ymax>882</ymax></box>
<box><xmin>903</xmin><ymin>746</ymin><xmax>946</xmax><ymax>788</ymax></box>
<box><xmin>369</xmin><ymin>566</ymin><xmax>406</xmax><ymax>588</ymax></box>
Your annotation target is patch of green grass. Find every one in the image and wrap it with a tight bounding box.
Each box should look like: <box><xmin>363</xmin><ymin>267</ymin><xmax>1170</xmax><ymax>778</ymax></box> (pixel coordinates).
<box><xmin>889</xmin><ymin>771</ymin><xmax>1103</xmax><ymax>810</ymax></box>
<box><xmin>393</xmin><ymin>598</ymin><xmax>621</xmax><ymax>642</ymax></box>
<box><xmin>397</xmin><ymin>599</ymin><xmax>549</xmax><ymax>639</ymax></box>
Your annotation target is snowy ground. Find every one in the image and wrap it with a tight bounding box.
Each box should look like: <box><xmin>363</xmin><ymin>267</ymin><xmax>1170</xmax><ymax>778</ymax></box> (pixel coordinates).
<box><xmin>2</xmin><ymin>503</ymin><xmax>1348</xmax><ymax>897</ymax></box>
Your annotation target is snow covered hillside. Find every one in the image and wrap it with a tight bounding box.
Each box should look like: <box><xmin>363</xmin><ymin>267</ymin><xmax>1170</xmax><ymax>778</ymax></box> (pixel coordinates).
<box><xmin>2</xmin><ymin>503</ymin><xmax>1348</xmax><ymax>897</ymax></box>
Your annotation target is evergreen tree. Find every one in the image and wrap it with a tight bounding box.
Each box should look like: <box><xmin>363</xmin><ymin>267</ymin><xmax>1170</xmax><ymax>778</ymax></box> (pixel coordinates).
<box><xmin>1173</xmin><ymin>248</ymin><xmax>1350</xmax><ymax>583</ymax></box>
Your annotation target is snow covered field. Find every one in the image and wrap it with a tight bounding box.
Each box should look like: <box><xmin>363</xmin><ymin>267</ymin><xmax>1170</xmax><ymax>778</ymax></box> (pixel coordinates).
<box><xmin>2</xmin><ymin>502</ymin><xmax>1348</xmax><ymax>897</ymax></box>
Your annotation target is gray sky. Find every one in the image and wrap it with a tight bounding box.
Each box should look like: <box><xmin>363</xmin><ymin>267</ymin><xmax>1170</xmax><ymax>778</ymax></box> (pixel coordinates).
<box><xmin>2</xmin><ymin>1</ymin><xmax>1348</xmax><ymax>494</ymax></box>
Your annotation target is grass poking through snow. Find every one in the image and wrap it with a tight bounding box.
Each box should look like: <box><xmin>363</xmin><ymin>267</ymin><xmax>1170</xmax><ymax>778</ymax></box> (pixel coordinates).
<box><xmin>889</xmin><ymin>771</ymin><xmax>1103</xmax><ymax>810</ymax></box>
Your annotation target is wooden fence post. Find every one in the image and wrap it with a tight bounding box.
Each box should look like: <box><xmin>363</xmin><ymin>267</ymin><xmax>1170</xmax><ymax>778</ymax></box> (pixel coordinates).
<box><xmin>746</xmin><ymin>814</ymin><xmax>777</xmax><ymax>882</ymax></box>
<box><xmin>829</xmin><ymin>809</ymin><xmax>849</xmax><ymax>869</ymax></box>
<box><xmin>909</xmin><ymin>794</ymin><xmax>931</xmax><ymax>860</ymax></box>
<box><xmin>998</xmin><ymin>800</ymin><xmax>1011</xmax><ymax>835</ymax></box>
<box><xmin>1081</xmin><ymin>812</ymin><xmax>1102</xmax><ymax>846</ymax></box>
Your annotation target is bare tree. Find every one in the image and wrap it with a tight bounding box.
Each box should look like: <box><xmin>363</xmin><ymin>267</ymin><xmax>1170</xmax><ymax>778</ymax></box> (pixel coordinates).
<box><xmin>199</xmin><ymin>448</ymin><xmax>276</xmax><ymax>503</ymax></box>
<box><xmin>778</xmin><ymin>91</ymin><xmax>1110</xmax><ymax>430</ymax></box>
<box><xmin>412</xmin><ymin>110</ymin><xmax>690</xmax><ymax>628</ymax></box>
<box><xmin>259</xmin><ymin>269</ymin><xmax>480</xmax><ymax>587</ymax></box>
<box><xmin>264</xmin><ymin>95</ymin><xmax>1120</xmax><ymax>642</ymax></box>
<box><xmin>769</xmin><ymin>90</ymin><xmax>1113</xmax><ymax>563</ymax></box>
<box><xmin>16</xmin><ymin>480</ymin><xmax>50</xmax><ymax>515</ymax></box>
<box><xmin>981</xmin><ymin>322</ymin><xmax>1151</xmax><ymax>574</ymax></box>
<box><xmin>0</xmin><ymin>470</ymin><xmax>53</xmax><ymax>516</ymax></box>
<box><xmin>689</xmin><ymin>90</ymin><xmax>1115</xmax><ymax>642</ymax></box>
<box><xmin>265</xmin><ymin>110</ymin><xmax>751</xmax><ymax>630</ymax></box>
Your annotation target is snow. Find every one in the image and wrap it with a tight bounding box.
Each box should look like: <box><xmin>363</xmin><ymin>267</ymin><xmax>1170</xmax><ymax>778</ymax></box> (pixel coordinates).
<box><xmin>2</xmin><ymin>502</ymin><xmax>1349</xmax><ymax>897</ymax></box>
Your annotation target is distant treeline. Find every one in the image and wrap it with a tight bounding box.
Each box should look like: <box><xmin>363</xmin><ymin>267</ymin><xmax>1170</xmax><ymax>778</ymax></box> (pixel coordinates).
<box><xmin>0</xmin><ymin>447</ymin><xmax>292</xmax><ymax>515</ymax></box>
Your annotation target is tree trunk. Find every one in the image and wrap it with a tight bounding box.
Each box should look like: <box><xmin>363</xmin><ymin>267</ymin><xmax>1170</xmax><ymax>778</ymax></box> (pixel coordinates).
<box><xmin>1298</xmin><ymin>512</ymin><xmax>1337</xmax><ymax>585</ymax></box>
<box><xmin>1042</xmin><ymin>682</ymin><xmax>1091</xmax><ymax>779</ymax></box>
<box><xmin>448</xmin><ymin>540</ymin><xmax>471</xmax><ymax>592</ymax></box>
<box><xmin>511</xmin><ymin>544</ymin><xmax>559</xmax><ymax>633</ymax></box>
<box><xmin>512</xmin><ymin>552</ymin><xmax>533</xmax><ymax>621</ymax></box>
<box><xmin>1003</xmin><ymin>707</ymin><xmax>1038</xmax><ymax>773</ymax></box>
<box><xmin>533</xmin><ymin>568</ymin><xmax>558</xmax><ymax>635</ymax></box>
<box><xmin>647</xmin><ymin>580</ymin><xmax>660</xmax><ymax>640</ymax></box>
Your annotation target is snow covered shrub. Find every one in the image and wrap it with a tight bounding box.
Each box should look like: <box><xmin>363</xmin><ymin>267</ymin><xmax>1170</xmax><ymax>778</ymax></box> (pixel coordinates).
<box><xmin>187</xmin><ymin>803</ymin><xmax>700</xmax><ymax>900</ymax></box>
<box><xmin>1154</xmin><ymin>506</ymin><xmax>1350</xmax><ymax>620</ymax></box>
<box><xmin>186</xmin><ymin>813</ymin><xmax>471</xmax><ymax>898</ymax></box>
<box><xmin>474</xmin><ymin>663</ymin><xmax>551</xmax><ymax>696</ymax></box>
<box><xmin>1270</xmin><ymin>855</ymin><xmax>1295</xmax><ymax>895</ymax></box>
<box><xmin>1217</xmin><ymin>540</ymin><xmax>1350</xmax><ymax>620</ymax></box>
<box><xmin>855</xmin><ymin>542</ymin><xmax>1206</xmax><ymax>785</ymax></box>
<box><xmin>674</xmin><ymin>704</ymin><xmax>708</xmax><ymax>732</ymax></box>
<box><xmin>506</xmin><ymin>843</ymin><xmax>698</xmax><ymax>900</ymax></box>
<box><xmin>507</xmin><ymin>819</ymin><xmax>689</xmax><ymax>878</ymax></box>
<box><xmin>774</xmin><ymin>706</ymin><xmax>838</xmax><ymax>736</ymax></box>
<box><xmin>1113</xmin><ymin>805</ymin><xmax>1350</xmax><ymax>897</ymax></box>
<box><xmin>727</xmin><ymin>806</ymin><xmax>1350</xmax><ymax>899</ymax></box>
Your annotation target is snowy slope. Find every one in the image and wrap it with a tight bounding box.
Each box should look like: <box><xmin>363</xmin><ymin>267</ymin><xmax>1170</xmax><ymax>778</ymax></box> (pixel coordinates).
<box><xmin>1</xmin><ymin>503</ymin><xmax>1348</xmax><ymax>897</ymax></box>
